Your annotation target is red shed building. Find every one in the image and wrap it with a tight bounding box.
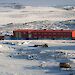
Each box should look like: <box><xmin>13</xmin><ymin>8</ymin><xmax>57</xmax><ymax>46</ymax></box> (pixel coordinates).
<box><xmin>0</xmin><ymin>36</ymin><xmax>4</xmax><ymax>40</ymax></box>
<box><xmin>13</xmin><ymin>29</ymin><xmax>75</xmax><ymax>40</ymax></box>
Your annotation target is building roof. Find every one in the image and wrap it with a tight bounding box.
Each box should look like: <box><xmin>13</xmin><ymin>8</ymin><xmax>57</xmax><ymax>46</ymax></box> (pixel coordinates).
<box><xmin>14</xmin><ymin>29</ymin><xmax>73</xmax><ymax>33</ymax></box>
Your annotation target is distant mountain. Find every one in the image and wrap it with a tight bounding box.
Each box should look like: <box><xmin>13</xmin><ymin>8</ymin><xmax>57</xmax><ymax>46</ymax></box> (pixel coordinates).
<box><xmin>0</xmin><ymin>3</ymin><xmax>25</xmax><ymax>9</ymax></box>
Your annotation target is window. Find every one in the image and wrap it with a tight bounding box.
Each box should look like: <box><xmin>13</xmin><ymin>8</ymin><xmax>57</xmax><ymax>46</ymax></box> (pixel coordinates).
<box><xmin>34</xmin><ymin>36</ymin><xmax>37</xmax><ymax>38</ymax></box>
<box><xmin>34</xmin><ymin>33</ymin><xmax>37</xmax><ymax>34</ymax></box>
<box><xmin>49</xmin><ymin>33</ymin><xmax>51</xmax><ymax>34</ymax></box>
<box><xmin>44</xmin><ymin>36</ymin><xmax>47</xmax><ymax>38</ymax></box>
<box><xmin>24</xmin><ymin>32</ymin><xmax>26</xmax><ymax>34</ymax></box>
<box><xmin>45</xmin><ymin>33</ymin><xmax>46</xmax><ymax>34</ymax></box>
<box><xmin>53</xmin><ymin>33</ymin><xmax>56</xmax><ymax>35</ymax></box>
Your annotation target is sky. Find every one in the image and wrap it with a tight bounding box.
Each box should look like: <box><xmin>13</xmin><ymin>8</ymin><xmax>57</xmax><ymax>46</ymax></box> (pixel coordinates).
<box><xmin>0</xmin><ymin>0</ymin><xmax>75</xmax><ymax>6</ymax></box>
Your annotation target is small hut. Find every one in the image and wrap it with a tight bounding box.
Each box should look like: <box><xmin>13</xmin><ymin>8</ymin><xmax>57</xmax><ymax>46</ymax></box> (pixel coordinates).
<box><xmin>59</xmin><ymin>63</ymin><xmax>71</xmax><ymax>68</ymax></box>
<box><xmin>58</xmin><ymin>59</ymin><xmax>72</xmax><ymax>70</ymax></box>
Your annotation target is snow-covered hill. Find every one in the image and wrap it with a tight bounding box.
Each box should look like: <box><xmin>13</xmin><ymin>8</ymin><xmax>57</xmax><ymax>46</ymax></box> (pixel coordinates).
<box><xmin>0</xmin><ymin>5</ymin><xmax>75</xmax><ymax>25</ymax></box>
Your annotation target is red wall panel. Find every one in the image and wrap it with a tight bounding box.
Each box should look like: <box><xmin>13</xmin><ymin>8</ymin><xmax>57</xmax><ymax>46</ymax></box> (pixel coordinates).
<box><xmin>72</xmin><ymin>31</ymin><xmax>75</xmax><ymax>38</ymax></box>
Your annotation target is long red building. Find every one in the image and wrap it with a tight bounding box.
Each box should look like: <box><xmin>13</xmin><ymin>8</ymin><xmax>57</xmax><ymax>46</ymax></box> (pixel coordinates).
<box><xmin>13</xmin><ymin>29</ymin><xmax>75</xmax><ymax>40</ymax></box>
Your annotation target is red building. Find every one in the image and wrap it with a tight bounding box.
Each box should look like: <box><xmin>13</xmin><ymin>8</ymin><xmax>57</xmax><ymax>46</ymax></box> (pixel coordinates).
<box><xmin>13</xmin><ymin>29</ymin><xmax>75</xmax><ymax>40</ymax></box>
<box><xmin>0</xmin><ymin>36</ymin><xmax>4</xmax><ymax>40</ymax></box>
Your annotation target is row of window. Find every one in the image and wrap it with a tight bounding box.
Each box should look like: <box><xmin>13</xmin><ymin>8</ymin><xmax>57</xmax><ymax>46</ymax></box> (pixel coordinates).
<box><xmin>14</xmin><ymin>32</ymin><xmax>71</xmax><ymax>38</ymax></box>
<box><xmin>31</xmin><ymin>32</ymin><xmax>71</xmax><ymax>35</ymax></box>
<box><xmin>15</xmin><ymin>32</ymin><xmax>71</xmax><ymax>35</ymax></box>
<box><xmin>32</xmin><ymin>36</ymin><xmax>71</xmax><ymax>38</ymax></box>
